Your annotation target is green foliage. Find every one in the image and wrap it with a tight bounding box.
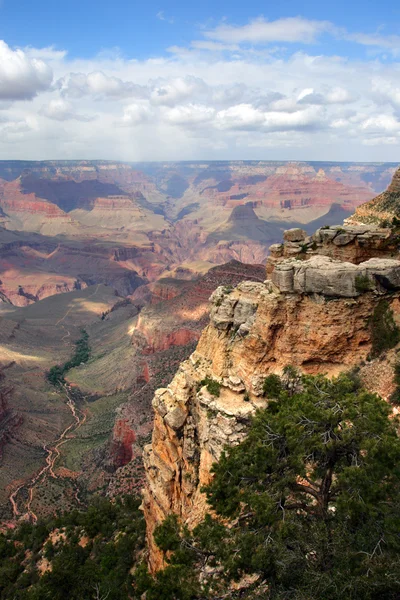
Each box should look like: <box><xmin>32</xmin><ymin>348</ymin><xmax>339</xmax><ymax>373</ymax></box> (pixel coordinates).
<box><xmin>370</xmin><ymin>300</ymin><xmax>400</xmax><ymax>357</ymax></box>
<box><xmin>262</xmin><ymin>374</ymin><xmax>282</xmax><ymax>398</ymax></box>
<box><xmin>355</xmin><ymin>274</ymin><xmax>373</xmax><ymax>293</ymax></box>
<box><xmin>149</xmin><ymin>373</ymin><xmax>400</xmax><ymax>599</ymax></box>
<box><xmin>198</xmin><ymin>377</ymin><xmax>221</xmax><ymax>397</ymax></box>
<box><xmin>0</xmin><ymin>496</ymin><xmax>145</xmax><ymax>600</ymax></box>
<box><xmin>390</xmin><ymin>361</ymin><xmax>400</xmax><ymax>405</ymax></box>
<box><xmin>46</xmin><ymin>329</ymin><xmax>90</xmax><ymax>386</ymax></box>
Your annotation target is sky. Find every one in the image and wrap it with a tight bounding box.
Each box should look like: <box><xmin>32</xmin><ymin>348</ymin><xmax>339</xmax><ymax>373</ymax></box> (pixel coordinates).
<box><xmin>1</xmin><ymin>0</ymin><xmax>400</xmax><ymax>162</ymax></box>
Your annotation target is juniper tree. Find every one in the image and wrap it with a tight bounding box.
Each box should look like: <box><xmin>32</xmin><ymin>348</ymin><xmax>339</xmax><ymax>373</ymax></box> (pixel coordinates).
<box><xmin>149</xmin><ymin>373</ymin><xmax>400</xmax><ymax>600</ymax></box>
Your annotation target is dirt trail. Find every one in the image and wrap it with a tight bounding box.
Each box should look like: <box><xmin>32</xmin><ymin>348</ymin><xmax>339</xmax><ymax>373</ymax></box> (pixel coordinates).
<box><xmin>9</xmin><ymin>387</ymin><xmax>86</xmax><ymax>522</ymax></box>
<box><xmin>8</xmin><ymin>285</ymin><xmax>100</xmax><ymax>522</ymax></box>
<box><xmin>55</xmin><ymin>283</ymin><xmax>100</xmax><ymax>326</ymax></box>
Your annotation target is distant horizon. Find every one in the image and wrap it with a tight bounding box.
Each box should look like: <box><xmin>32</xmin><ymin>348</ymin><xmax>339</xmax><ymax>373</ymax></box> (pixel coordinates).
<box><xmin>0</xmin><ymin>158</ymin><xmax>399</xmax><ymax>166</ymax></box>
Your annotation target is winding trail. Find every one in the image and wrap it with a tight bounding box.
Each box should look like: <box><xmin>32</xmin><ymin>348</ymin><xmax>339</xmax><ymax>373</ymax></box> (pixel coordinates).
<box><xmin>8</xmin><ymin>284</ymin><xmax>100</xmax><ymax>522</ymax></box>
<box><xmin>10</xmin><ymin>388</ymin><xmax>86</xmax><ymax>522</ymax></box>
<box><xmin>55</xmin><ymin>283</ymin><xmax>100</xmax><ymax>327</ymax></box>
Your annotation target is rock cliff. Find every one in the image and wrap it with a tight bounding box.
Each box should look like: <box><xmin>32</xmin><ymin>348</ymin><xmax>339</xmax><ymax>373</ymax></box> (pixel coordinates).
<box><xmin>143</xmin><ymin>235</ymin><xmax>400</xmax><ymax>571</ymax></box>
<box><xmin>349</xmin><ymin>166</ymin><xmax>400</xmax><ymax>225</ymax></box>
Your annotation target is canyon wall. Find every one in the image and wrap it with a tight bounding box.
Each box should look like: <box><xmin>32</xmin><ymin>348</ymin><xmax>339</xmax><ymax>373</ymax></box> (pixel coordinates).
<box><xmin>349</xmin><ymin>166</ymin><xmax>400</xmax><ymax>225</ymax></box>
<box><xmin>143</xmin><ymin>241</ymin><xmax>400</xmax><ymax>571</ymax></box>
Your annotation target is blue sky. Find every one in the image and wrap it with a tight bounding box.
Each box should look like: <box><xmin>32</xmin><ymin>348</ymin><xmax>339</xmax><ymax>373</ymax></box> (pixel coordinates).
<box><xmin>0</xmin><ymin>0</ymin><xmax>400</xmax><ymax>161</ymax></box>
<box><xmin>2</xmin><ymin>0</ymin><xmax>400</xmax><ymax>60</ymax></box>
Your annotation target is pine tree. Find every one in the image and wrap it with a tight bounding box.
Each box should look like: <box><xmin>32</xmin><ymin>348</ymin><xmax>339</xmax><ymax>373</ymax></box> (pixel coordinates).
<box><xmin>151</xmin><ymin>373</ymin><xmax>400</xmax><ymax>599</ymax></box>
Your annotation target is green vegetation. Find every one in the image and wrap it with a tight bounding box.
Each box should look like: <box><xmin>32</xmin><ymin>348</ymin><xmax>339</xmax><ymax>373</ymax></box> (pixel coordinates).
<box><xmin>355</xmin><ymin>274</ymin><xmax>373</xmax><ymax>293</ymax></box>
<box><xmin>198</xmin><ymin>377</ymin><xmax>221</xmax><ymax>397</ymax></box>
<box><xmin>390</xmin><ymin>361</ymin><xmax>400</xmax><ymax>405</ymax></box>
<box><xmin>47</xmin><ymin>329</ymin><xmax>90</xmax><ymax>386</ymax></box>
<box><xmin>262</xmin><ymin>373</ymin><xmax>282</xmax><ymax>397</ymax></box>
<box><xmin>144</xmin><ymin>373</ymin><xmax>400</xmax><ymax>599</ymax></box>
<box><xmin>0</xmin><ymin>496</ymin><xmax>145</xmax><ymax>600</ymax></box>
<box><xmin>370</xmin><ymin>300</ymin><xmax>400</xmax><ymax>357</ymax></box>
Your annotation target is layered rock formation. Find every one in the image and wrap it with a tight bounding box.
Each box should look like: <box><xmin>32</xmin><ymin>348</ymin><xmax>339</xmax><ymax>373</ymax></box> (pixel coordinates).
<box><xmin>266</xmin><ymin>223</ymin><xmax>398</xmax><ymax>275</ymax></box>
<box><xmin>143</xmin><ymin>236</ymin><xmax>400</xmax><ymax>571</ymax></box>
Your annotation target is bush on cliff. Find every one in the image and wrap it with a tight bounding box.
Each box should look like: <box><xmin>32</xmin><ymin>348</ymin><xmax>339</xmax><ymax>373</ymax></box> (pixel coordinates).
<box><xmin>149</xmin><ymin>373</ymin><xmax>400</xmax><ymax>599</ymax></box>
<box><xmin>370</xmin><ymin>300</ymin><xmax>400</xmax><ymax>357</ymax></box>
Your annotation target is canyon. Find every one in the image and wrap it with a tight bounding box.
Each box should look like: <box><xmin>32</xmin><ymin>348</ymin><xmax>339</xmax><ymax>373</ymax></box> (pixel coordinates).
<box><xmin>0</xmin><ymin>159</ymin><xmax>399</xmax><ymax>524</ymax></box>
<box><xmin>142</xmin><ymin>166</ymin><xmax>400</xmax><ymax>571</ymax></box>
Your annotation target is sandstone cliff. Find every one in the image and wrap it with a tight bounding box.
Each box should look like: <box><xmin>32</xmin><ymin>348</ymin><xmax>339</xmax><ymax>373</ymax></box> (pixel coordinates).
<box><xmin>143</xmin><ymin>246</ymin><xmax>400</xmax><ymax>571</ymax></box>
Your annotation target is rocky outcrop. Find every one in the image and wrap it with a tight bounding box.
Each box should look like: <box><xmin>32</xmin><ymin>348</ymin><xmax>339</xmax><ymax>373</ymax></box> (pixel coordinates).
<box><xmin>266</xmin><ymin>224</ymin><xmax>395</xmax><ymax>275</ymax></box>
<box><xmin>109</xmin><ymin>419</ymin><xmax>136</xmax><ymax>469</ymax></box>
<box><xmin>349</xmin><ymin>166</ymin><xmax>400</xmax><ymax>225</ymax></box>
<box><xmin>143</xmin><ymin>251</ymin><xmax>400</xmax><ymax>571</ymax></box>
<box><xmin>270</xmin><ymin>256</ymin><xmax>400</xmax><ymax>297</ymax></box>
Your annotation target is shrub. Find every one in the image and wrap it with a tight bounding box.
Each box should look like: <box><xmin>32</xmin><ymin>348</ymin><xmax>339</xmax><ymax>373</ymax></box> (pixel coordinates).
<box><xmin>151</xmin><ymin>374</ymin><xmax>400</xmax><ymax>600</ymax></box>
<box><xmin>390</xmin><ymin>361</ymin><xmax>400</xmax><ymax>405</ymax></box>
<box><xmin>370</xmin><ymin>301</ymin><xmax>400</xmax><ymax>357</ymax></box>
<box><xmin>199</xmin><ymin>377</ymin><xmax>221</xmax><ymax>397</ymax></box>
<box><xmin>46</xmin><ymin>329</ymin><xmax>90</xmax><ymax>386</ymax></box>
<box><xmin>262</xmin><ymin>374</ymin><xmax>282</xmax><ymax>398</ymax></box>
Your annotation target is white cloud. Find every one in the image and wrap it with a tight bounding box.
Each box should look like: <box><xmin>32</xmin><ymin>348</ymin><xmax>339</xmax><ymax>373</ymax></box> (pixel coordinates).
<box><xmin>361</xmin><ymin>114</ymin><xmax>400</xmax><ymax>132</ymax></box>
<box><xmin>58</xmin><ymin>71</ymin><xmax>146</xmax><ymax>99</ymax></box>
<box><xmin>163</xmin><ymin>103</ymin><xmax>215</xmax><ymax>126</ymax></box>
<box><xmin>345</xmin><ymin>32</ymin><xmax>400</xmax><ymax>53</ymax></box>
<box><xmin>121</xmin><ymin>102</ymin><xmax>153</xmax><ymax>126</ymax></box>
<box><xmin>156</xmin><ymin>11</ymin><xmax>174</xmax><ymax>24</ymax></box>
<box><xmin>0</xmin><ymin>40</ymin><xmax>53</xmax><ymax>100</ymax></box>
<box><xmin>40</xmin><ymin>98</ymin><xmax>93</xmax><ymax>121</ymax></box>
<box><xmin>149</xmin><ymin>76</ymin><xmax>207</xmax><ymax>106</ymax></box>
<box><xmin>190</xmin><ymin>40</ymin><xmax>239</xmax><ymax>52</ymax></box>
<box><xmin>298</xmin><ymin>86</ymin><xmax>356</xmax><ymax>105</ymax></box>
<box><xmin>1</xmin><ymin>24</ymin><xmax>400</xmax><ymax>161</ymax></box>
<box><xmin>215</xmin><ymin>104</ymin><xmax>267</xmax><ymax>130</ymax></box>
<box><xmin>204</xmin><ymin>17</ymin><xmax>332</xmax><ymax>44</ymax></box>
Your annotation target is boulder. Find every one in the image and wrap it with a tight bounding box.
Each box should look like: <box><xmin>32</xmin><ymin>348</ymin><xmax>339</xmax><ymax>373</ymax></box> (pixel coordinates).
<box><xmin>164</xmin><ymin>406</ymin><xmax>187</xmax><ymax>431</ymax></box>
<box><xmin>283</xmin><ymin>228</ymin><xmax>307</xmax><ymax>242</ymax></box>
<box><xmin>270</xmin><ymin>255</ymin><xmax>400</xmax><ymax>297</ymax></box>
<box><xmin>362</xmin><ymin>258</ymin><xmax>400</xmax><ymax>291</ymax></box>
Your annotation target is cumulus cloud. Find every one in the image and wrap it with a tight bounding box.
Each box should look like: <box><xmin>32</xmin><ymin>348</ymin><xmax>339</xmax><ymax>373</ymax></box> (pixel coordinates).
<box><xmin>163</xmin><ymin>103</ymin><xmax>215</xmax><ymax>126</ymax></box>
<box><xmin>120</xmin><ymin>102</ymin><xmax>153</xmax><ymax>126</ymax></box>
<box><xmin>297</xmin><ymin>87</ymin><xmax>357</xmax><ymax>105</ymax></box>
<box><xmin>0</xmin><ymin>40</ymin><xmax>53</xmax><ymax>100</ymax></box>
<box><xmin>149</xmin><ymin>76</ymin><xmax>207</xmax><ymax>106</ymax></box>
<box><xmin>40</xmin><ymin>98</ymin><xmax>93</xmax><ymax>121</ymax></box>
<box><xmin>1</xmin><ymin>19</ymin><xmax>400</xmax><ymax>161</ymax></box>
<box><xmin>58</xmin><ymin>71</ymin><xmax>146</xmax><ymax>99</ymax></box>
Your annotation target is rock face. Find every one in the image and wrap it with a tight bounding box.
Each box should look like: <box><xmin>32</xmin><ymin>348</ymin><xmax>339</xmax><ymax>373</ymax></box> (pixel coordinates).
<box><xmin>349</xmin><ymin>166</ymin><xmax>400</xmax><ymax>225</ymax></box>
<box><xmin>270</xmin><ymin>256</ymin><xmax>400</xmax><ymax>297</ymax></box>
<box><xmin>143</xmin><ymin>250</ymin><xmax>400</xmax><ymax>571</ymax></box>
<box><xmin>266</xmin><ymin>224</ymin><xmax>395</xmax><ymax>275</ymax></box>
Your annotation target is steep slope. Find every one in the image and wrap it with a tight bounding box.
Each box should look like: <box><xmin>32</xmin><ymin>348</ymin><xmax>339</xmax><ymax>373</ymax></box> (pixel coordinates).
<box><xmin>350</xmin><ymin>166</ymin><xmax>400</xmax><ymax>225</ymax></box>
<box><xmin>0</xmin><ymin>261</ymin><xmax>264</xmax><ymax>519</ymax></box>
<box><xmin>143</xmin><ymin>233</ymin><xmax>400</xmax><ymax>571</ymax></box>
